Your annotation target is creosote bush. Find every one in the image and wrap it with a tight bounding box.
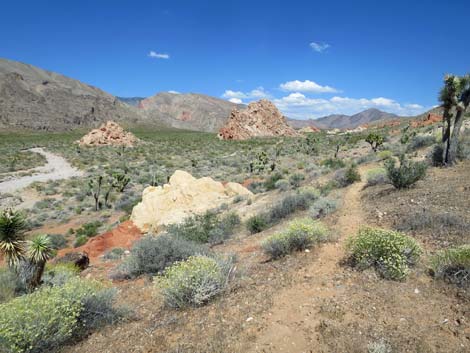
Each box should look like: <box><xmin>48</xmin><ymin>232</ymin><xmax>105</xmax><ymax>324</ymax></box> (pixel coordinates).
<box><xmin>0</xmin><ymin>278</ymin><xmax>122</xmax><ymax>353</ymax></box>
<box><xmin>385</xmin><ymin>155</ymin><xmax>427</xmax><ymax>189</ymax></box>
<box><xmin>262</xmin><ymin>218</ymin><xmax>329</xmax><ymax>259</ymax></box>
<box><xmin>431</xmin><ymin>245</ymin><xmax>470</xmax><ymax>287</ymax></box>
<box><xmin>346</xmin><ymin>227</ymin><xmax>422</xmax><ymax>280</ymax></box>
<box><xmin>309</xmin><ymin>197</ymin><xmax>338</xmax><ymax>218</ymax></box>
<box><xmin>155</xmin><ymin>255</ymin><xmax>234</xmax><ymax>308</ymax></box>
<box><xmin>333</xmin><ymin>165</ymin><xmax>361</xmax><ymax>187</ymax></box>
<box><xmin>166</xmin><ymin>211</ymin><xmax>240</xmax><ymax>244</ymax></box>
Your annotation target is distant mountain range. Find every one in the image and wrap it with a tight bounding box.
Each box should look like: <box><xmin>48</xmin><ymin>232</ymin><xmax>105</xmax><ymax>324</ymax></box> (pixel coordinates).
<box><xmin>0</xmin><ymin>58</ymin><xmax>416</xmax><ymax>132</ymax></box>
<box><xmin>288</xmin><ymin>108</ymin><xmax>400</xmax><ymax>130</ymax></box>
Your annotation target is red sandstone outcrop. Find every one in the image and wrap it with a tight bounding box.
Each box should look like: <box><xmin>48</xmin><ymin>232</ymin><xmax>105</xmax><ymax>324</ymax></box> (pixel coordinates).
<box><xmin>411</xmin><ymin>113</ymin><xmax>443</xmax><ymax>128</ymax></box>
<box><xmin>77</xmin><ymin>121</ymin><xmax>139</xmax><ymax>147</ymax></box>
<box><xmin>218</xmin><ymin>99</ymin><xmax>299</xmax><ymax>140</ymax></box>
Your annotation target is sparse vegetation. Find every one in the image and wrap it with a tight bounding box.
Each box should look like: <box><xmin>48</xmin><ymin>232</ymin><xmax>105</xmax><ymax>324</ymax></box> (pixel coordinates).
<box><xmin>262</xmin><ymin>218</ymin><xmax>329</xmax><ymax>259</ymax></box>
<box><xmin>431</xmin><ymin>245</ymin><xmax>470</xmax><ymax>287</ymax></box>
<box><xmin>346</xmin><ymin>227</ymin><xmax>422</xmax><ymax>280</ymax></box>
<box><xmin>365</xmin><ymin>167</ymin><xmax>388</xmax><ymax>187</ymax></box>
<box><xmin>309</xmin><ymin>197</ymin><xmax>338</xmax><ymax>218</ymax></box>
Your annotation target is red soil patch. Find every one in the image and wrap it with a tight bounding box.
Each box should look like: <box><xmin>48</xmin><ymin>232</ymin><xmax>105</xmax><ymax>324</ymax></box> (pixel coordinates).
<box><xmin>58</xmin><ymin>220</ymin><xmax>142</xmax><ymax>262</ymax></box>
<box><xmin>242</xmin><ymin>177</ymin><xmax>263</xmax><ymax>188</ymax></box>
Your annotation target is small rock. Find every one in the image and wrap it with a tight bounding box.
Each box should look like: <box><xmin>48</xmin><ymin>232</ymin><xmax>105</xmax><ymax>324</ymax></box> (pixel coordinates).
<box><xmin>246</xmin><ymin>317</ymin><xmax>254</xmax><ymax>322</ymax></box>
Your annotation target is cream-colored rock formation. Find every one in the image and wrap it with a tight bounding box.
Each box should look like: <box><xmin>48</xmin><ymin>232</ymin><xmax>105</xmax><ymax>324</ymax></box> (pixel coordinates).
<box><xmin>77</xmin><ymin>121</ymin><xmax>139</xmax><ymax>147</ymax></box>
<box><xmin>131</xmin><ymin>170</ymin><xmax>252</xmax><ymax>232</ymax></box>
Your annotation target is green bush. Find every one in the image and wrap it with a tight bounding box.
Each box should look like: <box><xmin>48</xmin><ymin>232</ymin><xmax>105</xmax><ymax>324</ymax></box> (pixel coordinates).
<box><xmin>103</xmin><ymin>247</ymin><xmax>125</xmax><ymax>261</ymax></box>
<box><xmin>377</xmin><ymin>150</ymin><xmax>392</xmax><ymax>160</ymax></box>
<box><xmin>365</xmin><ymin>167</ymin><xmax>388</xmax><ymax>187</ymax></box>
<box><xmin>112</xmin><ymin>233</ymin><xmax>207</xmax><ymax>279</ymax></box>
<box><xmin>75</xmin><ymin>221</ymin><xmax>102</xmax><ymax>238</ymax></box>
<box><xmin>320</xmin><ymin>158</ymin><xmax>346</xmax><ymax>170</ymax></box>
<box><xmin>0</xmin><ymin>278</ymin><xmax>121</xmax><ymax>353</ymax></box>
<box><xmin>73</xmin><ymin>235</ymin><xmax>88</xmax><ymax>248</ymax></box>
<box><xmin>289</xmin><ymin>173</ymin><xmax>305</xmax><ymax>188</ymax></box>
<box><xmin>407</xmin><ymin>134</ymin><xmax>435</xmax><ymax>151</ymax></box>
<box><xmin>333</xmin><ymin>165</ymin><xmax>361</xmax><ymax>187</ymax></box>
<box><xmin>274</xmin><ymin>179</ymin><xmax>290</xmax><ymax>191</ymax></box>
<box><xmin>309</xmin><ymin>197</ymin><xmax>338</xmax><ymax>218</ymax></box>
<box><xmin>431</xmin><ymin>245</ymin><xmax>470</xmax><ymax>287</ymax></box>
<box><xmin>246</xmin><ymin>214</ymin><xmax>269</xmax><ymax>234</ymax></box>
<box><xmin>41</xmin><ymin>263</ymin><xmax>80</xmax><ymax>287</ymax></box>
<box><xmin>264</xmin><ymin>172</ymin><xmax>283</xmax><ymax>190</ymax></box>
<box><xmin>346</xmin><ymin>227</ymin><xmax>422</xmax><ymax>280</ymax></box>
<box><xmin>166</xmin><ymin>211</ymin><xmax>240</xmax><ymax>244</ymax></box>
<box><xmin>262</xmin><ymin>218</ymin><xmax>329</xmax><ymax>259</ymax></box>
<box><xmin>47</xmin><ymin>234</ymin><xmax>68</xmax><ymax>250</ymax></box>
<box><xmin>155</xmin><ymin>255</ymin><xmax>233</xmax><ymax>308</ymax></box>
<box><xmin>385</xmin><ymin>155</ymin><xmax>427</xmax><ymax>189</ymax></box>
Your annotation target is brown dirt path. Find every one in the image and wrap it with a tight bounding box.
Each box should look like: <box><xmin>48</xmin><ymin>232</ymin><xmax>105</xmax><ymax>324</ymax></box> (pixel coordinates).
<box><xmin>248</xmin><ymin>166</ymin><xmax>369</xmax><ymax>353</ymax></box>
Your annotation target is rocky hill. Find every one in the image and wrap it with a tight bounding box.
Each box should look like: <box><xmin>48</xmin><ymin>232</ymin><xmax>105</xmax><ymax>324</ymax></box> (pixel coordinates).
<box><xmin>288</xmin><ymin>108</ymin><xmax>400</xmax><ymax>129</ymax></box>
<box><xmin>116</xmin><ymin>97</ymin><xmax>145</xmax><ymax>107</ymax></box>
<box><xmin>137</xmin><ymin>92</ymin><xmax>244</xmax><ymax>132</ymax></box>
<box><xmin>0</xmin><ymin>58</ymin><xmax>146</xmax><ymax>131</ymax></box>
<box><xmin>218</xmin><ymin>99</ymin><xmax>299</xmax><ymax>140</ymax></box>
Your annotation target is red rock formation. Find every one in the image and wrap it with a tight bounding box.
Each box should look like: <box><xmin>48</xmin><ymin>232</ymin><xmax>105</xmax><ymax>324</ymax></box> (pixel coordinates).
<box><xmin>411</xmin><ymin>113</ymin><xmax>443</xmax><ymax>128</ymax></box>
<box><xmin>218</xmin><ymin>99</ymin><xmax>299</xmax><ymax>140</ymax></box>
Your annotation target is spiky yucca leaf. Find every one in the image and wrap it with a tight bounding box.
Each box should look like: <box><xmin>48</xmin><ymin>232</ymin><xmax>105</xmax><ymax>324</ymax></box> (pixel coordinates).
<box><xmin>0</xmin><ymin>208</ymin><xmax>26</xmax><ymax>266</ymax></box>
<box><xmin>27</xmin><ymin>234</ymin><xmax>53</xmax><ymax>264</ymax></box>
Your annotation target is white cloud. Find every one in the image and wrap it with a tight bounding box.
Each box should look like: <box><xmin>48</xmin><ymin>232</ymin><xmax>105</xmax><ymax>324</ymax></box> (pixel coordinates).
<box><xmin>168</xmin><ymin>90</ymin><xmax>180</xmax><ymax>94</ymax></box>
<box><xmin>274</xmin><ymin>93</ymin><xmax>428</xmax><ymax>119</ymax></box>
<box><xmin>222</xmin><ymin>86</ymin><xmax>269</xmax><ymax>102</ymax></box>
<box><xmin>229</xmin><ymin>98</ymin><xmax>243</xmax><ymax>104</ymax></box>
<box><xmin>280</xmin><ymin>80</ymin><xmax>338</xmax><ymax>93</ymax></box>
<box><xmin>309</xmin><ymin>42</ymin><xmax>330</xmax><ymax>53</ymax></box>
<box><xmin>148</xmin><ymin>51</ymin><xmax>170</xmax><ymax>59</ymax></box>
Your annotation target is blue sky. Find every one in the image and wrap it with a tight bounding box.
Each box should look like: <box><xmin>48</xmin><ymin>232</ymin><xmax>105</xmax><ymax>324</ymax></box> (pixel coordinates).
<box><xmin>1</xmin><ymin>0</ymin><xmax>469</xmax><ymax>119</ymax></box>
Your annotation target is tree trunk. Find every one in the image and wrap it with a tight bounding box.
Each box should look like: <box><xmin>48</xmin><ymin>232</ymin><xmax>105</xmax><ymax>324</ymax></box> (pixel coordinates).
<box><xmin>442</xmin><ymin>107</ymin><xmax>453</xmax><ymax>164</ymax></box>
<box><xmin>447</xmin><ymin>109</ymin><xmax>465</xmax><ymax>165</ymax></box>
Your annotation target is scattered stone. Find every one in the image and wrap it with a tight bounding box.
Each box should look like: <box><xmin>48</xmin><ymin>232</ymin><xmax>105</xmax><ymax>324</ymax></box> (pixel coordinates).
<box><xmin>218</xmin><ymin>99</ymin><xmax>299</xmax><ymax>140</ymax></box>
<box><xmin>131</xmin><ymin>170</ymin><xmax>252</xmax><ymax>232</ymax></box>
<box><xmin>76</xmin><ymin>121</ymin><xmax>139</xmax><ymax>147</ymax></box>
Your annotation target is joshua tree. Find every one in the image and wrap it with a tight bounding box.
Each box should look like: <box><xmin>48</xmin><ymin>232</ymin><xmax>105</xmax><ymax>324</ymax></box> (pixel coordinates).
<box><xmin>88</xmin><ymin>175</ymin><xmax>103</xmax><ymax>211</ymax></box>
<box><xmin>112</xmin><ymin>172</ymin><xmax>131</xmax><ymax>193</ymax></box>
<box><xmin>0</xmin><ymin>208</ymin><xmax>26</xmax><ymax>268</ymax></box>
<box><xmin>365</xmin><ymin>133</ymin><xmax>384</xmax><ymax>152</ymax></box>
<box><xmin>439</xmin><ymin>74</ymin><xmax>470</xmax><ymax>165</ymax></box>
<box><xmin>25</xmin><ymin>234</ymin><xmax>53</xmax><ymax>289</ymax></box>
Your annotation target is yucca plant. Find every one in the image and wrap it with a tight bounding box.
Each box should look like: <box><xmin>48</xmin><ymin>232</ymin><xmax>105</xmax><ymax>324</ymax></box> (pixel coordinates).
<box><xmin>0</xmin><ymin>208</ymin><xmax>27</xmax><ymax>268</ymax></box>
<box><xmin>26</xmin><ymin>234</ymin><xmax>54</xmax><ymax>289</ymax></box>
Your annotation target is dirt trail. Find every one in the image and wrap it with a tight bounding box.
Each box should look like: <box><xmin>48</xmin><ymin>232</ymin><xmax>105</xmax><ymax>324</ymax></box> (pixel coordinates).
<box><xmin>249</xmin><ymin>167</ymin><xmax>368</xmax><ymax>353</ymax></box>
<box><xmin>0</xmin><ymin>147</ymin><xmax>82</xmax><ymax>194</ymax></box>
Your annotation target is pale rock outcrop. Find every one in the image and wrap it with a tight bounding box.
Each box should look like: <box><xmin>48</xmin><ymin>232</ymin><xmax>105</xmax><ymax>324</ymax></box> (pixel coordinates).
<box><xmin>218</xmin><ymin>99</ymin><xmax>299</xmax><ymax>140</ymax></box>
<box><xmin>299</xmin><ymin>125</ymin><xmax>321</xmax><ymax>133</ymax></box>
<box><xmin>77</xmin><ymin>121</ymin><xmax>139</xmax><ymax>147</ymax></box>
<box><xmin>131</xmin><ymin>170</ymin><xmax>252</xmax><ymax>232</ymax></box>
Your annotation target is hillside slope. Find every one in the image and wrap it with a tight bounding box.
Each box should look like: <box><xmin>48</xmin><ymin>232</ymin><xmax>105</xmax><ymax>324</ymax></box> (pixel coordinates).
<box><xmin>0</xmin><ymin>58</ymin><xmax>147</xmax><ymax>131</ymax></box>
<box><xmin>137</xmin><ymin>92</ymin><xmax>244</xmax><ymax>132</ymax></box>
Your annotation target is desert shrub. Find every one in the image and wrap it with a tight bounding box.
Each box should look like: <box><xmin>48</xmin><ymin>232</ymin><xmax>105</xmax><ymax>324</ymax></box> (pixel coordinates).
<box><xmin>75</xmin><ymin>221</ymin><xmax>102</xmax><ymax>238</ymax></box>
<box><xmin>430</xmin><ymin>245</ymin><xmax>470</xmax><ymax>287</ymax></box>
<box><xmin>377</xmin><ymin>150</ymin><xmax>392</xmax><ymax>160</ymax></box>
<box><xmin>333</xmin><ymin>165</ymin><xmax>361</xmax><ymax>187</ymax></box>
<box><xmin>166</xmin><ymin>211</ymin><xmax>240</xmax><ymax>244</ymax></box>
<box><xmin>407</xmin><ymin>134</ymin><xmax>435</xmax><ymax>151</ymax></box>
<box><xmin>385</xmin><ymin>155</ymin><xmax>427</xmax><ymax>189</ymax></box>
<box><xmin>289</xmin><ymin>173</ymin><xmax>305</xmax><ymax>188</ymax></box>
<box><xmin>274</xmin><ymin>179</ymin><xmax>290</xmax><ymax>191</ymax></box>
<box><xmin>320</xmin><ymin>158</ymin><xmax>346</xmax><ymax>170</ymax></box>
<box><xmin>309</xmin><ymin>197</ymin><xmax>338</xmax><ymax>218</ymax></box>
<box><xmin>73</xmin><ymin>235</ymin><xmax>88</xmax><ymax>248</ymax></box>
<box><xmin>0</xmin><ymin>278</ymin><xmax>121</xmax><ymax>353</ymax></box>
<box><xmin>346</xmin><ymin>227</ymin><xmax>422</xmax><ymax>280</ymax></box>
<box><xmin>429</xmin><ymin>144</ymin><xmax>445</xmax><ymax>166</ymax></box>
<box><xmin>365</xmin><ymin>167</ymin><xmax>388</xmax><ymax>187</ymax></box>
<box><xmin>247</xmin><ymin>181</ymin><xmax>265</xmax><ymax>194</ymax></box>
<box><xmin>47</xmin><ymin>234</ymin><xmax>68</xmax><ymax>250</ymax></box>
<box><xmin>246</xmin><ymin>214</ymin><xmax>269</xmax><ymax>234</ymax></box>
<box><xmin>41</xmin><ymin>263</ymin><xmax>80</xmax><ymax>287</ymax></box>
<box><xmin>262</xmin><ymin>218</ymin><xmax>329</xmax><ymax>259</ymax></box>
<box><xmin>264</xmin><ymin>172</ymin><xmax>283</xmax><ymax>190</ymax></box>
<box><xmin>113</xmin><ymin>233</ymin><xmax>207</xmax><ymax>279</ymax></box>
<box><xmin>457</xmin><ymin>129</ymin><xmax>470</xmax><ymax>160</ymax></box>
<box><xmin>155</xmin><ymin>255</ymin><xmax>234</xmax><ymax>308</ymax></box>
<box><xmin>103</xmin><ymin>247</ymin><xmax>125</xmax><ymax>261</ymax></box>
<box><xmin>0</xmin><ymin>268</ymin><xmax>17</xmax><ymax>303</ymax></box>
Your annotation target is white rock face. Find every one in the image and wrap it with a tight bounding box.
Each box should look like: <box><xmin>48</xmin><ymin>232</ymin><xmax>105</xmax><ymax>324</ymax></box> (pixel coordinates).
<box><xmin>131</xmin><ymin>170</ymin><xmax>252</xmax><ymax>232</ymax></box>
